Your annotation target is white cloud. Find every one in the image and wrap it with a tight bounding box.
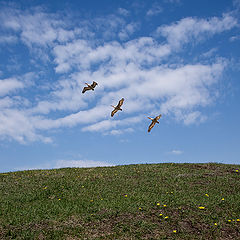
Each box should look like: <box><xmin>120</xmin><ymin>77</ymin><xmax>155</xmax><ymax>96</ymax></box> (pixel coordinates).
<box><xmin>229</xmin><ymin>35</ymin><xmax>240</xmax><ymax>42</ymax></box>
<box><xmin>55</xmin><ymin>159</ymin><xmax>114</xmax><ymax>168</ymax></box>
<box><xmin>14</xmin><ymin>159</ymin><xmax>114</xmax><ymax>171</ymax></box>
<box><xmin>117</xmin><ymin>8</ymin><xmax>129</xmax><ymax>16</ymax></box>
<box><xmin>146</xmin><ymin>5</ymin><xmax>163</xmax><ymax>16</ymax></box>
<box><xmin>233</xmin><ymin>0</ymin><xmax>240</xmax><ymax>8</ymax></box>
<box><xmin>107</xmin><ymin>128</ymin><xmax>134</xmax><ymax>135</ymax></box>
<box><xmin>175</xmin><ymin>111</ymin><xmax>207</xmax><ymax>125</ymax></box>
<box><xmin>0</xmin><ymin>6</ymin><xmax>236</xmax><ymax>143</ymax></box>
<box><xmin>118</xmin><ymin>22</ymin><xmax>139</xmax><ymax>40</ymax></box>
<box><xmin>82</xmin><ymin>116</ymin><xmax>142</xmax><ymax>133</ymax></box>
<box><xmin>170</xmin><ymin>150</ymin><xmax>183</xmax><ymax>155</ymax></box>
<box><xmin>156</xmin><ymin>14</ymin><xmax>237</xmax><ymax>49</ymax></box>
<box><xmin>0</xmin><ymin>35</ymin><xmax>18</xmax><ymax>44</ymax></box>
<box><xmin>200</xmin><ymin>48</ymin><xmax>218</xmax><ymax>58</ymax></box>
<box><xmin>0</xmin><ymin>109</ymin><xmax>52</xmax><ymax>143</ymax></box>
<box><xmin>165</xmin><ymin>0</ymin><xmax>180</xmax><ymax>3</ymax></box>
<box><xmin>0</xmin><ymin>78</ymin><xmax>24</xmax><ymax>96</ymax></box>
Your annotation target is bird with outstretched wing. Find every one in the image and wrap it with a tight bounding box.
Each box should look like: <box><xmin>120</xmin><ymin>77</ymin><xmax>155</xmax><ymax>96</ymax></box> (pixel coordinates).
<box><xmin>82</xmin><ymin>81</ymin><xmax>98</xmax><ymax>93</ymax></box>
<box><xmin>111</xmin><ymin>98</ymin><xmax>124</xmax><ymax>117</ymax></box>
<box><xmin>147</xmin><ymin>114</ymin><xmax>162</xmax><ymax>132</ymax></box>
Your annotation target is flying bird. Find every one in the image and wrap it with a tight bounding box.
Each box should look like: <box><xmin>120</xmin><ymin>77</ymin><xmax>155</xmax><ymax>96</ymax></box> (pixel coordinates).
<box><xmin>82</xmin><ymin>81</ymin><xmax>98</xmax><ymax>93</ymax></box>
<box><xmin>147</xmin><ymin>114</ymin><xmax>162</xmax><ymax>132</ymax></box>
<box><xmin>111</xmin><ymin>98</ymin><xmax>124</xmax><ymax>117</ymax></box>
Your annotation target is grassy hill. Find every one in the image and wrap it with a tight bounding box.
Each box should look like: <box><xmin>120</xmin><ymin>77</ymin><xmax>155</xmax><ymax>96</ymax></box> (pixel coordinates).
<box><xmin>0</xmin><ymin>163</ymin><xmax>240</xmax><ymax>239</ymax></box>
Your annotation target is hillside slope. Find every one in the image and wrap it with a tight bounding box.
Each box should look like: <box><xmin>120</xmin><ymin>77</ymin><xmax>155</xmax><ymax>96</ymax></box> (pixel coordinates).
<box><xmin>0</xmin><ymin>163</ymin><xmax>240</xmax><ymax>239</ymax></box>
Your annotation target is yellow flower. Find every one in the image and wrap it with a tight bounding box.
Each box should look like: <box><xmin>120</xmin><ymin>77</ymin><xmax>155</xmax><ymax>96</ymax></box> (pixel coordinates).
<box><xmin>235</xmin><ymin>169</ymin><xmax>239</xmax><ymax>172</ymax></box>
<box><xmin>228</xmin><ymin>220</ymin><xmax>231</xmax><ymax>222</ymax></box>
<box><xmin>221</xmin><ymin>198</ymin><xmax>225</xmax><ymax>201</ymax></box>
<box><xmin>159</xmin><ymin>213</ymin><xmax>163</xmax><ymax>216</ymax></box>
<box><xmin>90</xmin><ymin>199</ymin><xmax>93</xmax><ymax>202</ymax></box>
<box><xmin>139</xmin><ymin>207</ymin><xmax>142</xmax><ymax>210</ymax></box>
<box><xmin>214</xmin><ymin>223</ymin><xmax>217</xmax><ymax>226</ymax></box>
<box><xmin>163</xmin><ymin>205</ymin><xmax>167</xmax><ymax>207</ymax></box>
<box><xmin>164</xmin><ymin>216</ymin><xmax>169</xmax><ymax>219</ymax></box>
<box><xmin>58</xmin><ymin>198</ymin><xmax>61</xmax><ymax>200</ymax></box>
<box><xmin>237</xmin><ymin>219</ymin><xmax>240</xmax><ymax>222</ymax></box>
<box><xmin>173</xmin><ymin>230</ymin><xmax>177</xmax><ymax>233</ymax></box>
<box><xmin>205</xmin><ymin>194</ymin><xmax>209</xmax><ymax>197</ymax></box>
<box><xmin>124</xmin><ymin>194</ymin><xmax>128</xmax><ymax>197</ymax></box>
<box><xmin>198</xmin><ymin>206</ymin><xmax>205</xmax><ymax>209</ymax></box>
<box><xmin>157</xmin><ymin>203</ymin><xmax>160</xmax><ymax>206</ymax></box>
<box><xmin>100</xmin><ymin>198</ymin><xmax>103</xmax><ymax>201</ymax></box>
<box><xmin>43</xmin><ymin>187</ymin><xmax>47</xmax><ymax>189</ymax></box>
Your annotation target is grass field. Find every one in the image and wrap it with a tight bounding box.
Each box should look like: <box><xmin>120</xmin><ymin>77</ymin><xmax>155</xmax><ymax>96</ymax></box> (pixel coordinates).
<box><xmin>0</xmin><ymin>163</ymin><xmax>240</xmax><ymax>239</ymax></box>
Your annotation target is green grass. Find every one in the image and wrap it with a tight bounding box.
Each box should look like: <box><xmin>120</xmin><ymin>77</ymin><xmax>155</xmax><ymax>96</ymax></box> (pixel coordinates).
<box><xmin>1</xmin><ymin>163</ymin><xmax>240</xmax><ymax>239</ymax></box>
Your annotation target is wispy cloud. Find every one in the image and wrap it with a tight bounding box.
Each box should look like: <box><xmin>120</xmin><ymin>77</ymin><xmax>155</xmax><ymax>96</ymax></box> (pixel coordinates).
<box><xmin>55</xmin><ymin>159</ymin><xmax>114</xmax><ymax>168</ymax></box>
<box><xmin>0</xmin><ymin>35</ymin><xmax>18</xmax><ymax>44</ymax></box>
<box><xmin>117</xmin><ymin>8</ymin><xmax>129</xmax><ymax>16</ymax></box>
<box><xmin>0</xmin><ymin>6</ymin><xmax>237</xmax><ymax>143</ymax></box>
<box><xmin>170</xmin><ymin>150</ymin><xmax>183</xmax><ymax>155</ymax></box>
<box><xmin>229</xmin><ymin>35</ymin><xmax>240</xmax><ymax>42</ymax></box>
<box><xmin>14</xmin><ymin>159</ymin><xmax>114</xmax><ymax>171</ymax></box>
<box><xmin>155</xmin><ymin>14</ymin><xmax>237</xmax><ymax>49</ymax></box>
<box><xmin>146</xmin><ymin>4</ymin><xmax>163</xmax><ymax>16</ymax></box>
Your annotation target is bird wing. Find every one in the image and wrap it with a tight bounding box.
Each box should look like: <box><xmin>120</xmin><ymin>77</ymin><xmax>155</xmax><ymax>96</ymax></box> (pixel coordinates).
<box><xmin>155</xmin><ymin>114</ymin><xmax>162</xmax><ymax>121</ymax></box>
<box><xmin>82</xmin><ymin>86</ymin><xmax>91</xmax><ymax>93</ymax></box>
<box><xmin>111</xmin><ymin>108</ymin><xmax>118</xmax><ymax>117</ymax></box>
<box><xmin>91</xmin><ymin>81</ymin><xmax>98</xmax><ymax>88</ymax></box>
<box><xmin>148</xmin><ymin>121</ymin><xmax>156</xmax><ymax>132</ymax></box>
<box><xmin>117</xmin><ymin>98</ymin><xmax>124</xmax><ymax>108</ymax></box>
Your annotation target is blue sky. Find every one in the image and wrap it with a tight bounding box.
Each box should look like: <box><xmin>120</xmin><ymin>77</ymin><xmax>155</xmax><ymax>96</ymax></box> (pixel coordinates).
<box><xmin>0</xmin><ymin>0</ymin><xmax>240</xmax><ymax>172</ymax></box>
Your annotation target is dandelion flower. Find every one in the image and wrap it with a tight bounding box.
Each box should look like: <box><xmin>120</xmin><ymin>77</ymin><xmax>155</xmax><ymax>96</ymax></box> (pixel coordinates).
<box><xmin>228</xmin><ymin>220</ymin><xmax>231</xmax><ymax>222</ymax></box>
<box><xmin>198</xmin><ymin>206</ymin><xmax>205</xmax><ymax>209</ymax></box>
<box><xmin>163</xmin><ymin>204</ymin><xmax>167</xmax><ymax>207</ymax></box>
<box><xmin>235</xmin><ymin>170</ymin><xmax>239</xmax><ymax>172</ymax></box>
<box><xmin>124</xmin><ymin>194</ymin><xmax>128</xmax><ymax>197</ymax></box>
<box><xmin>173</xmin><ymin>230</ymin><xmax>177</xmax><ymax>233</ymax></box>
<box><xmin>214</xmin><ymin>223</ymin><xmax>217</xmax><ymax>226</ymax></box>
<box><xmin>58</xmin><ymin>198</ymin><xmax>61</xmax><ymax>200</ymax></box>
<box><xmin>159</xmin><ymin>213</ymin><xmax>163</xmax><ymax>216</ymax></box>
<box><xmin>205</xmin><ymin>194</ymin><xmax>209</xmax><ymax>197</ymax></box>
<box><xmin>221</xmin><ymin>198</ymin><xmax>225</xmax><ymax>201</ymax></box>
<box><xmin>139</xmin><ymin>207</ymin><xmax>142</xmax><ymax>210</ymax></box>
<box><xmin>237</xmin><ymin>219</ymin><xmax>240</xmax><ymax>222</ymax></box>
<box><xmin>164</xmin><ymin>216</ymin><xmax>169</xmax><ymax>219</ymax></box>
<box><xmin>157</xmin><ymin>203</ymin><xmax>160</xmax><ymax>206</ymax></box>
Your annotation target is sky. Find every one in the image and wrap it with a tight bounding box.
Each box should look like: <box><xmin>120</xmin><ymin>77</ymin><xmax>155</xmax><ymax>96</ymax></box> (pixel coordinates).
<box><xmin>0</xmin><ymin>0</ymin><xmax>240</xmax><ymax>172</ymax></box>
